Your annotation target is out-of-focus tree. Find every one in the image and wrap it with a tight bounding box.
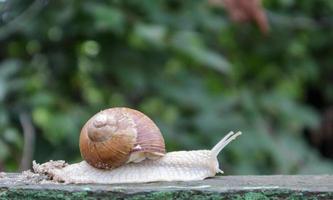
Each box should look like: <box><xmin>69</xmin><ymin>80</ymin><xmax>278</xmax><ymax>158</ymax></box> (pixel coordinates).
<box><xmin>0</xmin><ymin>0</ymin><xmax>332</xmax><ymax>174</ymax></box>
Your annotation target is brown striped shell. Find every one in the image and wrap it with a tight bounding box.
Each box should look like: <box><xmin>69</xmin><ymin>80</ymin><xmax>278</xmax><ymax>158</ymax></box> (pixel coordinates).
<box><xmin>79</xmin><ymin>107</ymin><xmax>166</xmax><ymax>169</ymax></box>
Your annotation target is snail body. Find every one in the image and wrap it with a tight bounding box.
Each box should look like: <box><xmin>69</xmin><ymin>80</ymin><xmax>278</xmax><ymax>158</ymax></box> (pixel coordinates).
<box><xmin>33</xmin><ymin>131</ymin><xmax>241</xmax><ymax>184</ymax></box>
<box><xmin>33</xmin><ymin>107</ymin><xmax>241</xmax><ymax>183</ymax></box>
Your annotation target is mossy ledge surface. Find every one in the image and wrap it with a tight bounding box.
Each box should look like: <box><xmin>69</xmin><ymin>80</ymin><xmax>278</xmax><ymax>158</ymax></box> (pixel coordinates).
<box><xmin>0</xmin><ymin>174</ymin><xmax>332</xmax><ymax>199</ymax></box>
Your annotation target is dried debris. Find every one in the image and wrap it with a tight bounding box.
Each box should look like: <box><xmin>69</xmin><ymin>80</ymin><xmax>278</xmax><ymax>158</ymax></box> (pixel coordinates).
<box><xmin>0</xmin><ymin>160</ymin><xmax>69</xmax><ymax>185</ymax></box>
<box><xmin>209</xmin><ymin>0</ymin><xmax>269</xmax><ymax>34</ymax></box>
<box><xmin>0</xmin><ymin>172</ymin><xmax>6</xmax><ymax>178</ymax></box>
<box><xmin>32</xmin><ymin>160</ymin><xmax>68</xmax><ymax>183</ymax></box>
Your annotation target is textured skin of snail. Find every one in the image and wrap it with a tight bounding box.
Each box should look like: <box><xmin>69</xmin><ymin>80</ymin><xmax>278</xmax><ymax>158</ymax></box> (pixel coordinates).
<box><xmin>33</xmin><ymin>131</ymin><xmax>241</xmax><ymax>184</ymax></box>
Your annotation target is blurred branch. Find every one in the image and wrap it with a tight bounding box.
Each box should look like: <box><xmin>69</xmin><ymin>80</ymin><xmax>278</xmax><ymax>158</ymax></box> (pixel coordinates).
<box><xmin>19</xmin><ymin>112</ymin><xmax>35</xmax><ymax>171</ymax></box>
<box><xmin>266</xmin><ymin>11</ymin><xmax>333</xmax><ymax>30</ymax></box>
<box><xmin>0</xmin><ymin>0</ymin><xmax>46</xmax><ymax>40</ymax></box>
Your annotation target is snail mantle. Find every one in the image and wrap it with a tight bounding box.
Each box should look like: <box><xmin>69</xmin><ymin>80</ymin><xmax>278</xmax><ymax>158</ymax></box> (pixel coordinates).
<box><xmin>0</xmin><ymin>174</ymin><xmax>332</xmax><ymax>199</ymax></box>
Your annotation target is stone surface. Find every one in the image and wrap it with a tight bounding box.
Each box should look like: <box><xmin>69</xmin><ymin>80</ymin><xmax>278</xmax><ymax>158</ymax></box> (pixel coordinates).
<box><xmin>0</xmin><ymin>174</ymin><xmax>332</xmax><ymax>199</ymax></box>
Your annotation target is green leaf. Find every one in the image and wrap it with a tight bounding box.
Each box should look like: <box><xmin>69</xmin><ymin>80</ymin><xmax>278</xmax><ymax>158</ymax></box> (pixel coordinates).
<box><xmin>0</xmin><ymin>140</ymin><xmax>10</xmax><ymax>160</ymax></box>
<box><xmin>171</xmin><ymin>31</ymin><xmax>230</xmax><ymax>73</ymax></box>
<box><xmin>3</xmin><ymin>128</ymin><xmax>22</xmax><ymax>148</ymax></box>
<box><xmin>130</xmin><ymin>23</ymin><xmax>167</xmax><ymax>48</ymax></box>
<box><xmin>0</xmin><ymin>59</ymin><xmax>20</xmax><ymax>78</ymax></box>
<box><xmin>86</xmin><ymin>3</ymin><xmax>125</xmax><ymax>33</ymax></box>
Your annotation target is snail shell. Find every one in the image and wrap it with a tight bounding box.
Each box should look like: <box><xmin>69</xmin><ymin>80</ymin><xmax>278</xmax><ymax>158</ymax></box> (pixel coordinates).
<box><xmin>79</xmin><ymin>107</ymin><xmax>166</xmax><ymax>169</ymax></box>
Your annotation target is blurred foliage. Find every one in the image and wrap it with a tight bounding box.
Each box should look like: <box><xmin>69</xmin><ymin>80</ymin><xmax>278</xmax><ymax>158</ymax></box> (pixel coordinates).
<box><xmin>0</xmin><ymin>0</ymin><xmax>332</xmax><ymax>174</ymax></box>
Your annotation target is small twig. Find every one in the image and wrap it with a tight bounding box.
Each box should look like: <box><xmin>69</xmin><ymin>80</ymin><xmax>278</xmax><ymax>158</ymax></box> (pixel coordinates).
<box><xmin>19</xmin><ymin>112</ymin><xmax>35</xmax><ymax>171</ymax></box>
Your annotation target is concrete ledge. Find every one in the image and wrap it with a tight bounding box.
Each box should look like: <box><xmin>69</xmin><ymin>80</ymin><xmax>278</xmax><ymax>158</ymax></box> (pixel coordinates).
<box><xmin>0</xmin><ymin>174</ymin><xmax>332</xmax><ymax>199</ymax></box>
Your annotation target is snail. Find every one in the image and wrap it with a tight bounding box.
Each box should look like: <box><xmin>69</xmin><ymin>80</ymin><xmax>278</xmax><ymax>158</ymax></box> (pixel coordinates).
<box><xmin>33</xmin><ymin>107</ymin><xmax>241</xmax><ymax>184</ymax></box>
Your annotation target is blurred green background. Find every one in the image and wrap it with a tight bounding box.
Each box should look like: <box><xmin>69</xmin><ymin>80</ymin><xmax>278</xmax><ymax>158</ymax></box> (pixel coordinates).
<box><xmin>0</xmin><ymin>0</ymin><xmax>332</xmax><ymax>175</ymax></box>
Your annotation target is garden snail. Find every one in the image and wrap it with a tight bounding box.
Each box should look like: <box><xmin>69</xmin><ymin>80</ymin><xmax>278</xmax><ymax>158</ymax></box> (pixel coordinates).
<box><xmin>33</xmin><ymin>107</ymin><xmax>241</xmax><ymax>184</ymax></box>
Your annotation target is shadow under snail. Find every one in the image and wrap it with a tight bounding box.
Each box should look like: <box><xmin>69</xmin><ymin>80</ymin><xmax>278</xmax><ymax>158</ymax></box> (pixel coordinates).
<box><xmin>33</xmin><ymin>107</ymin><xmax>241</xmax><ymax>184</ymax></box>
